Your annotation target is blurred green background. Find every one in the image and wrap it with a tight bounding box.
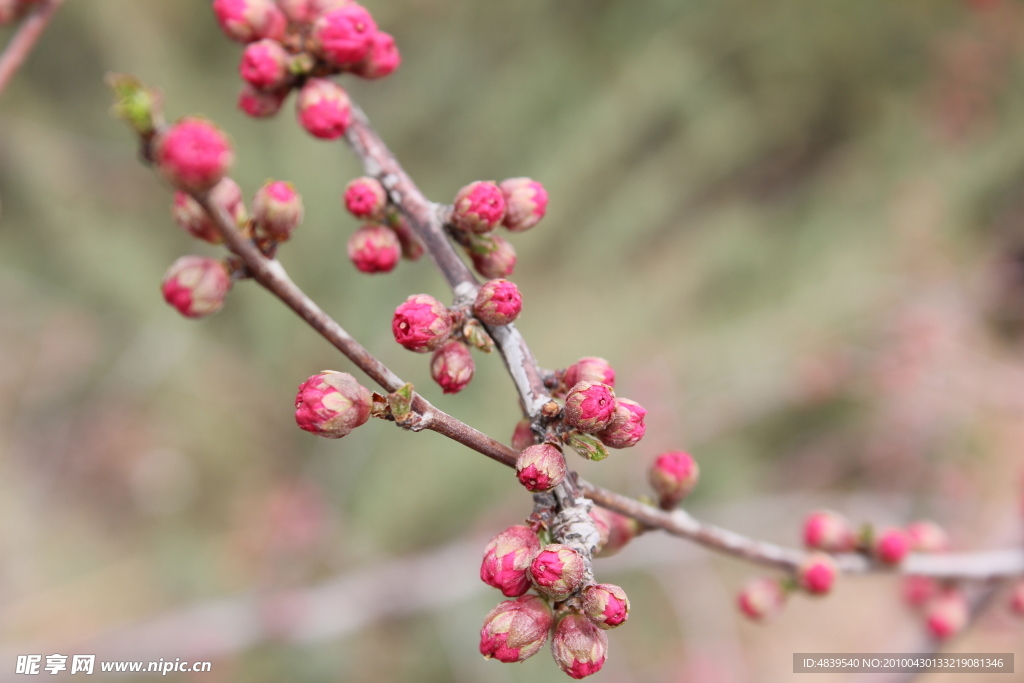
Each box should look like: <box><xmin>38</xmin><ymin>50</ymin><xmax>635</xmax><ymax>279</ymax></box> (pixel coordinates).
<box><xmin>1</xmin><ymin>0</ymin><xmax>1023</xmax><ymax>681</ymax></box>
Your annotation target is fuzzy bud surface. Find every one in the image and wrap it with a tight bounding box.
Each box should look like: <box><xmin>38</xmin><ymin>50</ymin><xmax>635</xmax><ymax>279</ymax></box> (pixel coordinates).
<box><xmin>564</xmin><ymin>357</ymin><xmax>615</xmax><ymax>390</ymax></box>
<box><xmin>171</xmin><ymin>177</ymin><xmax>247</xmax><ymax>245</ymax></box>
<box><xmin>902</xmin><ymin>575</ymin><xmax>939</xmax><ymax>609</ymax></box>
<box><xmin>590</xmin><ymin>507</ymin><xmax>638</xmax><ymax>558</ymax></box>
<box><xmin>161</xmin><ymin>256</ymin><xmax>232</xmax><ymax>319</ymax></box>
<box><xmin>296</xmin><ymin>78</ymin><xmax>351</xmax><ymax>139</ymax></box>
<box><xmin>874</xmin><ymin>527</ymin><xmax>910</xmax><ymax>565</ymax></box>
<box><xmin>798</xmin><ymin>553</ymin><xmax>837</xmax><ymax>595</ymax></box>
<box><xmin>511</xmin><ymin>418</ymin><xmax>534</xmax><ymax>452</ymax></box>
<box><xmin>582</xmin><ymin>583</ymin><xmax>630</xmax><ymax>629</ymax></box>
<box><xmin>480</xmin><ymin>525</ymin><xmax>541</xmax><ymax>598</ymax></box>
<box><xmin>479</xmin><ymin>595</ymin><xmax>552</xmax><ymax>663</ymax></box>
<box><xmin>311</xmin><ymin>4</ymin><xmax>377</xmax><ymax>67</ymax></box>
<box><xmin>529</xmin><ymin>544</ymin><xmax>586</xmax><ymax>601</ymax></box>
<box><xmin>213</xmin><ymin>0</ymin><xmax>286</xmax><ymax>42</ymax></box>
<box><xmin>906</xmin><ymin>520</ymin><xmax>950</xmax><ymax>553</ymax></box>
<box><xmin>430</xmin><ymin>340</ymin><xmax>474</xmax><ymax>394</ymax></box>
<box><xmin>597</xmin><ymin>398</ymin><xmax>647</xmax><ymax>449</ymax></box>
<box><xmin>564</xmin><ymin>381</ymin><xmax>616</xmax><ymax>432</ymax></box>
<box><xmin>649</xmin><ymin>451</ymin><xmax>699</xmax><ymax>509</ymax></box>
<box><xmin>351</xmin><ymin>31</ymin><xmax>401</xmax><ymax>79</ymax></box>
<box><xmin>392</xmin><ymin>294</ymin><xmax>451</xmax><ymax>352</ymax></box>
<box><xmin>294</xmin><ymin>370</ymin><xmax>372</xmax><ymax>438</ymax></box>
<box><xmin>155</xmin><ymin>118</ymin><xmax>233</xmax><ymax>193</ymax></box>
<box><xmin>499</xmin><ymin>177</ymin><xmax>548</xmax><ymax>232</ymax></box>
<box><xmin>253</xmin><ymin>179</ymin><xmax>304</xmax><ymax>240</ymax></box>
<box><xmin>348</xmin><ymin>224</ymin><xmax>400</xmax><ymax>274</ymax></box>
<box><xmin>452</xmin><ymin>181</ymin><xmax>506</xmax><ymax>234</ymax></box>
<box><xmin>239</xmin><ymin>39</ymin><xmax>292</xmax><ymax>90</ymax></box>
<box><xmin>552</xmin><ymin>613</ymin><xmax>608</xmax><ymax>679</ymax></box>
<box><xmin>469</xmin><ymin>234</ymin><xmax>517</xmax><ymax>279</ymax></box>
<box><xmin>473</xmin><ymin>279</ymin><xmax>522</xmax><ymax>326</ymax></box>
<box><xmin>925</xmin><ymin>590</ymin><xmax>968</xmax><ymax>640</ymax></box>
<box><xmin>737</xmin><ymin>577</ymin><xmax>786</xmax><ymax>621</ymax></box>
<box><xmin>516</xmin><ymin>444</ymin><xmax>566</xmax><ymax>492</ymax></box>
<box><xmin>802</xmin><ymin>510</ymin><xmax>857</xmax><ymax>553</ymax></box>
<box><xmin>343</xmin><ymin>176</ymin><xmax>387</xmax><ymax>220</ymax></box>
<box><xmin>238</xmin><ymin>83</ymin><xmax>289</xmax><ymax>118</ymax></box>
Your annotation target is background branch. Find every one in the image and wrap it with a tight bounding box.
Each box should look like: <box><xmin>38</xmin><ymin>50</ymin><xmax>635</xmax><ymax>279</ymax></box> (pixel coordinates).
<box><xmin>0</xmin><ymin>0</ymin><xmax>65</xmax><ymax>98</ymax></box>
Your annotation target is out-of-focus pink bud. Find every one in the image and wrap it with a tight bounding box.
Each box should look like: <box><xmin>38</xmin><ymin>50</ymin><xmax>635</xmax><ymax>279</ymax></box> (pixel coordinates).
<box><xmin>311</xmin><ymin>4</ymin><xmax>377</xmax><ymax>67</ymax></box>
<box><xmin>212</xmin><ymin>0</ymin><xmax>286</xmax><ymax>43</ymax></box>
<box><xmin>296</xmin><ymin>78</ymin><xmax>351</xmax><ymax>139</ymax></box>
<box><xmin>343</xmin><ymin>176</ymin><xmax>388</xmax><ymax>220</ymax></box>
<box><xmin>802</xmin><ymin>510</ymin><xmax>857</xmax><ymax>553</ymax></box>
<box><xmin>564</xmin><ymin>381</ymin><xmax>616</xmax><ymax>432</ymax></box>
<box><xmin>0</xmin><ymin>0</ymin><xmax>37</xmax><ymax>25</ymax></box>
<box><xmin>238</xmin><ymin>83</ymin><xmax>289</xmax><ymax>118</ymax></box>
<box><xmin>649</xmin><ymin>451</ymin><xmax>699</xmax><ymax>509</ymax></box>
<box><xmin>391</xmin><ymin>294</ymin><xmax>452</xmax><ymax>352</ymax></box>
<box><xmin>873</xmin><ymin>527</ymin><xmax>910</xmax><ymax>565</ymax></box>
<box><xmin>239</xmin><ymin>39</ymin><xmax>293</xmax><ymax>90</ymax></box>
<box><xmin>351</xmin><ymin>31</ymin><xmax>401</xmax><ymax>79</ymax></box>
<box><xmin>155</xmin><ymin>118</ymin><xmax>233</xmax><ymax>193</ymax></box>
<box><xmin>499</xmin><ymin>177</ymin><xmax>548</xmax><ymax>232</ymax></box>
<box><xmin>529</xmin><ymin>544</ymin><xmax>586</xmax><ymax>601</ymax></box>
<box><xmin>737</xmin><ymin>576</ymin><xmax>787</xmax><ymax>621</ymax></box>
<box><xmin>564</xmin><ymin>357</ymin><xmax>615</xmax><ymax>390</ymax></box>
<box><xmin>582</xmin><ymin>583</ymin><xmax>630</xmax><ymax>629</ymax></box>
<box><xmin>551</xmin><ymin>613</ymin><xmax>608</xmax><ymax>679</ymax></box>
<box><xmin>516</xmin><ymin>443</ymin><xmax>566</xmax><ymax>492</ymax></box>
<box><xmin>590</xmin><ymin>507</ymin><xmax>639</xmax><ymax>558</ymax></box>
<box><xmin>253</xmin><ymin>179</ymin><xmax>304</xmax><ymax>241</ymax></box>
<box><xmin>925</xmin><ymin>589</ymin><xmax>968</xmax><ymax>640</ymax></box>
<box><xmin>161</xmin><ymin>256</ymin><xmax>232</xmax><ymax>319</ymax></box>
<box><xmin>348</xmin><ymin>224</ymin><xmax>400</xmax><ymax>274</ymax></box>
<box><xmin>171</xmin><ymin>177</ymin><xmax>247</xmax><ymax>244</ymax></box>
<box><xmin>511</xmin><ymin>418</ymin><xmax>534</xmax><ymax>451</ymax></box>
<box><xmin>798</xmin><ymin>553</ymin><xmax>838</xmax><ymax>596</ymax></box>
<box><xmin>451</xmin><ymin>181</ymin><xmax>506</xmax><ymax>234</ymax></box>
<box><xmin>479</xmin><ymin>594</ymin><xmax>552</xmax><ymax>663</ymax></box>
<box><xmin>473</xmin><ymin>279</ymin><xmax>522</xmax><ymax>326</ymax></box>
<box><xmin>293</xmin><ymin>370</ymin><xmax>372</xmax><ymax>438</ymax></box>
<box><xmin>430</xmin><ymin>340</ymin><xmax>474</xmax><ymax>394</ymax></box>
<box><xmin>469</xmin><ymin>233</ymin><xmax>516</xmax><ymax>279</ymax></box>
<box><xmin>1011</xmin><ymin>581</ymin><xmax>1024</xmax><ymax>616</ymax></box>
<box><xmin>906</xmin><ymin>520</ymin><xmax>950</xmax><ymax>553</ymax></box>
<box><xmin>276</xmin><ymin>0</ymin><xmax>351</xmax><ymax>25</ymax></box>
<box><xmin>903</xmin><ymin>575</ymin><xmax>939</xmax><ymax>609</ymax></box>
<box><xmin>597</xmin><ymin>398</ymin><xmax>647</xmax><ymax>449</ymax></box>
<box><xmin>480</xmin><ymin>525</ymin><xmax>541</xmax><ymax>598</ymax></box>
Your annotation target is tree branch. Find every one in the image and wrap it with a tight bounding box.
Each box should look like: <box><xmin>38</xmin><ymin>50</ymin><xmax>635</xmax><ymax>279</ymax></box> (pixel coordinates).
<box><xmin>0</xmin><ymin>0</ymin><xmax>65</xmax><ymax>98</ymax></box>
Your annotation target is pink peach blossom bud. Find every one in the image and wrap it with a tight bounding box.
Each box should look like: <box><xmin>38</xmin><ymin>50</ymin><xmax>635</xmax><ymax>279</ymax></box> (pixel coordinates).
<box><xmin>296</xmin><ymin>78</ymin><xmax>351</xmax><ymax>139</ymax></box>
<box><xmin>582</xmin><ymin>583</ymin><xmax>630</xmax><ymax>629</ymax></box>
<box><xmin>737</xmin><ymin>576</ymin><xmax>787</xmax><ymax>621</ymax></box>
<box><xmin>564</xmin><ymin>357</ymin><xmax>615</xmax><ymax>390</ymax></box>
<box><xmin>473</xmin><ymin>279</ymin><xmax>522</xmax><ymax>326</ymax></box>
<box><xmin>311</xmin><ymin>4</ymin><xmax>377</xmax><ymax>67</ymax></box>
<box><xmin>552</xmin><ymin>613</ymin><xmax>608</xmax><ymax>679</ymax></box>
<box><xmin>1011</xmin><ymin>581</ymin><xmax>1024</xmax><ymax>616</ymax></box>
<box><xmin>516</xmin><ymin>444</ymin><xmax>566</xmax><ymax>492</ymax></box>
<box><xmin>499</xmin><ymin>177</ymin><xmax>548</xmax><ymax>233</ymax></box>
<box><xmin>343</xmin><ymin>176</ymin><xmax>387</xmax><ymax>220</ymax></box>
<box><xmin>590</xmin><ymin>507</ymin><xmax>639</xmax><ymax>558</ymax></box>
<box><xmin>649</xmin><ymin>451</ymin><xmax>699</xmax><ymax>509</ymax></box>
<box><xmin>212</xmin><ymin>0</ymin><xmax>286</xmax><ymax>43</ymax></box>
<box><xmin>294</xmin><ymin>370</ymin><xmax>372</xmax><ymax>438</ymax></box>
<box><xmin>597</xmin><ymin>398</ymin><xmax>647</xmax><ymax>449</ymax></box>
<box><xmin>392</xmin><ymin>293</ymin><xmax>452</xmax><ymax>352</ymax></box>
<box><xmin>348</xmin><ymin>224</ymin><xmax>400</xmax><ymax>274</ymax></box>
<box><xmin>469</xmin><ymin>233</ymin><xmax>517</xmax><ymax>279</ymax></box>
<box><xmin>430</xmin><ymin>340</ymin><xmax>474</xmax><ymax>394</ymax></box>
<box><xmin>154</xmin><ymin>118</ymin><xmax>233</xmax><ymax>193</ymax></box>
<box><xmin>238</xmin><ymin>83</ymin><xmax>289</xmax><ymax>118</ymax></box>
<box><xmin>802</xmin><ymin>510</ymin><xmax>857</xmax><ymax>553</ymax></box>
<box><xmin>253</xmin><ymin>179</ymin><xmax>304</xmax><ymax>241</ymax></box>
<box><xmin>276</xmin><ymin>0</ymin><xmax>351</xmax><ymax>25</ymax></box>
<box><xmin>171</xmin><ymin>177</ymin><xmax>247</xmax><ymax>245</ymax></box>
<box><xmin>903</xmin><ymin>575</ymin><xmax>939</xmax><ymax>609</ymax></box>
<box><xmin>511</xmin><ymin>418</ymin><xmax>534</xmax><ymax>451</ymax></box>
<box><xmin>386</xmin><ymin>212</ymin><xmax>424</xmax><ymax>261</ymax></box>
<box><xmin>588</xmin><ymin>508</ymin><xmax>611</xmax><ymax>553</ymax></box>
<box><xmin>351</xmin><ymin>31</ymin><xmax>401</xmax><ymax>79</ymax></box>
<box><xmin>239</xmin><ymin>39</ymin><xmax>292</xmax><ymax>91</ymax></box>
<box><xmin>925</xmin><ymin>589</ymin><xmax>968</xmax><ymax>640</ymax></box>
<box><xmin>798</xmin><ymin>553</ymin><xmax>838</xmax><ymax>596</ymax></box>
<box><xmin>451</xmin><ymin>181</ymin><xmax>506</xmax><ymax>234</ymax></box>
<box><xmin>564</xmin><ymin>381</ymin><xmax>616</xmax><ymax>432</ymax></box>
<box><xmin>529</xmin><ymin>544</ymin><xmax>586</xmax><ymax>601</ymax></box>
<box><xmin>161</xmin><ymin>256</ymin><xmax>232</xmax><ymax>319</ymax></box>
<box><xmin>873</xmin><ymin>527</ymin><xmax>911</xmax><ymax>565</ymax></box>
<box><xmin>906</xmin><ymin>520</ymin><xmax>950</xmax><ymax>553</ymax></box>
<box><xmin>479</xmin><ymin>594</ymin><xmax>552</xmax><ymax>663</ymax></box>
<box><xmin>480</xmin><ymin>525</ymin><xmax>541</xmax><ymax>597</ymax></box>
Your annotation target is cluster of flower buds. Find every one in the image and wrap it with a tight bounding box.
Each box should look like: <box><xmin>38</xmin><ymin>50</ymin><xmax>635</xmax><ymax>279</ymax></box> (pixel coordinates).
<box><xmin>210</xmin><ymin>0</ymin><xmax>400</xmax><ymax>134</ymax></box>
<box><xmin>478</xmin><ymin>523</ymin><xmax>629</xmax><ymax>678</ymax></box>
<box><xmin>0</xmin><ymin>0</ymin><xmax>38</xmax><ymax>25</ymax></box>
<box><xmin>341</xmin><ymin>176</ymin><xmax>422</xmax><ymax>273</ymax></box>
<box><xmin>448</xmin><ymin>177</ymin><xmax>548</xmax><ymax>279</ymax></box>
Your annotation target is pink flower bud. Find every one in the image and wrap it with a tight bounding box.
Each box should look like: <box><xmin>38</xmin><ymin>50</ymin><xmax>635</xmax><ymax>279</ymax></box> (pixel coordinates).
<box><xmin>161</xmin><ymin>256</ymin><xmax>232</xmax><ymax>319</ymax></box>
<box><xmin>1011</xmin><ymin>581</ymin><xmax>1024</xmax><ymax>616</ymax></box>
<box><xmin>387</xmin><ymin>212</ymin><xmax>424</xmax><ymax>261</ymax></box>
<box><xmin>277</xmin><ymin>0</ymin><xmax>351</xmax><ymax>25</ymax></box>
<box><xmin>479</xmin><ymin>594</ymin><xmax>552</xmax><ymax>663</ymax></box>
<box><xmin>737</xmin><ymin>576</ymin><xmax>787</xmax><ymax>621</ymax></box>
<box><xmin>925</xmin><ymin>589</ymin><xmax>968</xmax><ymax>640</ymax></box>
<box><xmin>529</xmin><ymin>544</ymin><xmax>586</xmax><ymax>601</ymax></box>
<box><xmin>155</xmin><ymin>118</ymin><xmax>233</xmax><ymax>193</ymax></box>
<box><xmin>351</xmin><ymin>31</ymin><xmax>401</xmax><ymax>79</ymax></box>
<box><xmin>798</xmin><ymin>553</ymin><xmax>837</xmax><ymax>596</ymax></box>
<box><xmin>906</xmin><ymin>520</ymin><xmax>950</xmax><ymax>553</ymax></box>
<box><xmin>239</xmin><ymin>39</ymin><xmax>292</xmax><ymax>91</ymax></box>
<box><xmin>430</xmin><ymin>340</ymin><xmax>474</xmax><ymax>394</ymax></box>
<box><xmin>582</xmin><ymin>583</ymin><xmax>630</xmax><ymax>629</ymax></box>
<box><xmin>802</xmin><ymin>510</ymin><xmax>857</xmax><ymax>553</ymax></box>
<box><xmin>564</xmin><ymin>357</ymin><xmax>615</xmax><ymax>390</ymax></box>
<box><xmin>564</xmin><ymin>381</ymin><xmax>616</xmax><ymax>432</ymax></box>
<box><xmin>903</xmin><ymin>575</ymin><xmax>939</xmax><ymax>609</ymax></box>
<box><xmin>238</xmin><ymin>83</ymin><xmax>289</xmax><ymax>118</ymax></box>
<box><xmin>469</xmin><ymin>233</ymin><xmax>517</xmax><ymax>279</ymax></box>
<box><xmin>348</xmin><ymin>224</ymin><xmax>400</xmax><ymax>274</ymax></box>
<box><xmin>473</xmin><ymin>279</ymin><xmax>522</xmax><ymax>326</ymax></box>
<box><xmin>499</xmin><ymin>177</ymin><xmax>548</xmax><ymax>232</ymax></box>
<box><xmin>311</xmin><ymin>4</ymin><xmax>377</xmax><ymax>67</ymax></box>
<box><xmin>551</xmin><ymin>613</ymin><xmax>608</xmax><ymax>679</ymax></box>
<box><xmin>516</xmin><ymin>444</ymin><xmax>566</xmax><ymax>492</ymax></box>
<box><xmin>343</xmin><ymin>176</ymin><xmax>387</xmax><ymax>220</ymax></box>
<box><xmin>253</xmin><ymin>179</ymin><xmax>304</xmax><ymax>241</ymax></box>
<box><xmin>171</xmin><ymin>177</ymin><xmax>247</xmax><ymax>244</ymax></box>
<box><xmin>392</xmin><ymin>294</ymin><xmax>452</xmax><ymax>352</ymax></box>
<box><xmin>597</xmin><ymin>398</ymin><xmax>647</xmax><ymax>449</ymax></box>
<box><xmin>480</xmin><ymin>525</ymin><xmax>541</xmax><ymax>597</ymax></box>
<box><xmin>293</xmin><ymin>370</ymin><xmax>372</xmax><ymax>438</ymax></box>
<box><xmin>451</xmin><ymin>181</ymin><xmax>506</xmax><ymax>234</ymax></box>
<box><xmin>590</xmin><ymin>507</ymin><xmax>639</xmax><ymax>558</ymax></box>
<box><xmin>212</xmin><ymin>0</ymin><xmax>286</xmax><ymax>43</ymax></box>
<box><xmin>296</xmin><ymin>78</ymin><xmax>351</xmax><ymax>140</ymax></box>
<box><xmin>511</xmin><ymin>418</ymin><xmax>534</xmax><ymax>451</ymax></box>
<box><xmin>873</xmin><ymin>527</ymin><xmax>910</xmax><ymax>565</ymax></box>
<box><xmin>649</xmin><ymin>451</ymin><xmax>699</xmax><ymax>509</ymax></box>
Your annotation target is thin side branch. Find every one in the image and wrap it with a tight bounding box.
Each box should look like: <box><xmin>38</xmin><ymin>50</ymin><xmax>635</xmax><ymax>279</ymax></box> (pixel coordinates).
<box><xmin>0</xmin><ymin>0</ymin><xmax>65</xmax><ymax>98</ymax></box>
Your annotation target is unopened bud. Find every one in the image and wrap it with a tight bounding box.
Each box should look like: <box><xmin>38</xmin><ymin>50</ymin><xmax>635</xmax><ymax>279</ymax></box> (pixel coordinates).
<box><xmin>351</xmin><ymin>31</ymin><xmax>401</xmax><ymax>79</ymax></box>
<box><xmin>161</xmin><ymin>256</ymin><xmax>232</xmax><ymax>319</ymax></box>
<box><xmin>171</xmin><ymin>177</ymin><xmax>247</xmax><ymax>245</ymax></box>
<box><xmin>430</xmin><ymin>340</ymin><xmax>474</xmax><ymax>394</ymax></box>
<box><xmin>479</xmin><ymin>595</ymin><xmax>552</xmax><ymax>663</ymax></box>
<box><xmin>564</xmin><ymin>357</ymin><xmax>615</xmax><ymax>390</ymax></box>
<box><xmin>473</xmin><ymin>279</ymin><xmax>522</xmax><ymax>326</ymax></box>
<box><xmin>925</xmin><ymin>589</ymin><xmax>968</xmax><ymax>640</ymax></box>
<box><xmin>597</xmin><ymin>398</ymin><xmax>647</xmax><ymax>449</ymax></box>
<box><xmin>294</xmin><ymin>370</ymin><xmax>372</xmax><ymax>438</ymax></box>
<box><xmin>107</xmin><ymin>73</ymin><xmax>162</xmax><ymax>136</ymax></box>
<box><xmin>516</xmin><ymin>443</ymin><xmax>566</xmax><ymax>492</ymax></box>
<box><xmin>802</xmin><ymin>510</ymin><xmax>857</xmax><ymax>553</ymax></box>
<box><xmin>348</xmin><ymin>224</ymin><xmax>400</xmax><ymax>274</ymax></box>
<box><xmin>903</xmin><ymin>575</ymin><xmax>939</xmax><ymax>609</ymax></box>
<box><xmin>469</xmin><ymin>233</ymin><xmax>517</xmax><ymax>279</ymax></box>
<box><xmin>451</xmin><ymin>181</ymin><xmax>506</xmax><ymax>234</ymax></box>
<box><xmin>239</xmin><ymin>39</ymin><xmax>292</xmax><ymax>91</ymax></box>
<box><xmin>529</xmin><ymin>544</ymin><xmax>586</xmax><ymax>601</ymax></box>
<box><xmin>582</xmin><ymin>583</ymin><xmax>630</xmax><ymax>630</ymax></box>
<box><xmin>392</xmin><ymin>294</ymin><xmax>452</xmax><ymax>352</ymax></box>
<box><xmin>212</xmin><ymin>0</ymin><xmax>286</xmax><ymax>43</ymax></box>
<box><xmin>906</xmin><ymin>520</ymin><xmax>950</xmax><ymax>553</ymax></box>
<box><xmin>343</xmin><ymin>176</ymin><xmax>387</xmax><ymax>220</ymax></box>
<box><xmin>737</xmin><ymin>576</ymin><xmax>787</xmax><ymax>621</ymax></box>
<box><xmin>565</xmin><ymin>431</ymin><xmax>610</xmax><ymax>462</ymax></box>
<box><xmin>551</xmin><ymin>613</ymin><xmax>608</xmax><ymax>679</ymax></box>
<box><xmin>797</xmin><ymin>553</ymin><xmax>838</xmax><ymax>596</ymax></box>
<box><xmin>511</xmin><ymin>418</ymin><xmax>534</xmax><ymax>451</ymax></box>
<box><xmin>296</xmin><ymin>78</ymin><xmax>351</xmax><ymax>139</ymax></box>
<box><xmin>1011</xmin><ymin>581</ymin><xmax>1024</xmax><ymax>616</ymax></box>
<box><xmin>480</xmin><ymin>525</ymin><xmax>541</xmax><ymax>597</ymax></box>
<box><xmin>590</xmin><ymin>507</ymin><xmax>639</xmax><ymax>558</ymax></box>
<box><xmin>462</xmin><ymin>318</ymin><xmax>495</xmax><ymax>353</ymax></box>
<box><xmin>499</xmin><ymin>177</ymin><xmax>548</xmax><ymax>233</ymax></box>
<box><xmin>311</xmin><ymin>5</ymin><xmax>377</xmax><ymax>67</ymax></box>
<box><xmin>238</xmin><ymin>83</ymin><xmax>288</xmax><ymax>118</ymax></box>
<box><xmin>277</xmin><ymin>0</ymin><xmax>350</xmax><ymax>25</ymax></box>
<box><xmin>155</xmin><ymin>118</ymin><xmax>233</xmax><ymax>193</ymax></box>
<box><xmin>385</xmin><ymin>211</ymin><xmax>424</xmax><ymax>261</ymax></box>
<box><xmin>564</xmin><ymin>381</ymin><xmax>616</xmax><ymax>432</ymax></box>
<box><xmin>253</xmin><ymin>179</ymin><xmax>304</xmax><ymax>241</ymax></box>
<box><xmin>873</xmin><ymin>527</ymin><xmax>910</xmax><ymax>565</ymax></box>
<box><xmin>649</xmin><ymin>451</ymin><xmax>699</xmax><ymax>509</ymax></box>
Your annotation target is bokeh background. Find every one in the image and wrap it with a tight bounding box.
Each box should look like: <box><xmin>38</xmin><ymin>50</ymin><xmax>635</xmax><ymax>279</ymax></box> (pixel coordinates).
<box><xmin>1</xmin><ymin>0</ymin><xmax>1023</xmax><ymax>681</ymax></box>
